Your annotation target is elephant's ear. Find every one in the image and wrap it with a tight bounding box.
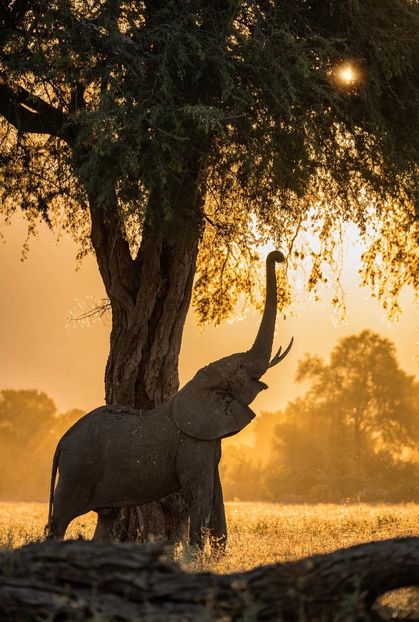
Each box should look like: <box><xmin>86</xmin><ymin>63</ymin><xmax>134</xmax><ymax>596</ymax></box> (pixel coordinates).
<box><xmin>173</xmin><ymin>383</ymin><xmax>255</xmax><ymax>441</ymax></box>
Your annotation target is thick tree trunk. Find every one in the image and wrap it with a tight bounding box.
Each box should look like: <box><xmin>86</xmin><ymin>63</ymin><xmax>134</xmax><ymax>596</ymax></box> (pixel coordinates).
<box><xmin>88</xmin><ymin>180</ymin><xmax>203</xmax><ymax>408</ymax></box>
<box><xmin>1</xmin><ymin>537</ymin><xmax>418</xmax><ymax>621</ymax></box>
<box><xmin>87</xmin><ymin>177</ymin><xmax>204</xmax><ymax>543</ymax></box>
<box><xmin>104</xmin><ymin>220</ymin><xmax>200</xmax><ymax>409</ymax></box>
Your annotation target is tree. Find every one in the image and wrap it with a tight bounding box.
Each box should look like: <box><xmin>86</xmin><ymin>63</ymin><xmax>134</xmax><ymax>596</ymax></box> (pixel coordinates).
<box><xmin>296</xmin><ymin>331</ymin><xmax>418</xmax><ymax>456</ymax></box>
<box><xmin>268</xmin><ymin>331</ymin><xmax>419</xmax><ymax>501</ymax></box>
<box><xmin>0</xmin><ymin>2</ymin><xmax>418</xmax><ymax>536</ymax></box>
<box><xmin>0</xmin><ymin>388</ymin><xmax>82</xmax><ymax>499</ymax></box>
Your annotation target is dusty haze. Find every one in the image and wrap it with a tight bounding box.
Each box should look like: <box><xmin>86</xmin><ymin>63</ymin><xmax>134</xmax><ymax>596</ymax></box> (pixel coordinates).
<box><xmin>0</xmin><ymin>215</ymin><xmax>416</xmax><ymax>415</ymax></box>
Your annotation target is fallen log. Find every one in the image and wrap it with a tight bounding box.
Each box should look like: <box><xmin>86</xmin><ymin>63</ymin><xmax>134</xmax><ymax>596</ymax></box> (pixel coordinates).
<box><xmin>0</xmin><ymin>537</ymin><xmax>418</xmax><ymax>621</ymax></box>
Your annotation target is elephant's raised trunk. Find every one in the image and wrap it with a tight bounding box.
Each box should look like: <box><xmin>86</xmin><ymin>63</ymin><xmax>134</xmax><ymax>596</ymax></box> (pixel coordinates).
<box><xmin>246</xmin><ymin>250</ymin><xmax>285</xmax><ymax>375</ymax></box>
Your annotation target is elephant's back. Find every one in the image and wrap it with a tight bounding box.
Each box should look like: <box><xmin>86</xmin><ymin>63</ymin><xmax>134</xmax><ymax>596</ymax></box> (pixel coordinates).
<box><xmin>58</xmin><ymin>405</ymin><xmax>143</xmax><ymax>443</ymax></box>
<box><xmin>57</xmin><ymin>403</ymin><xmax>176</xmax><ymax>451</ymax></box>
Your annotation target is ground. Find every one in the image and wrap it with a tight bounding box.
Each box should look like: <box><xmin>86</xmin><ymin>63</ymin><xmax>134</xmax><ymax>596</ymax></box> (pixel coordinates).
<box><xmin>0</xmin><ymin>501</ymin><xmax>418</xmax><ymax>618</ymax></box>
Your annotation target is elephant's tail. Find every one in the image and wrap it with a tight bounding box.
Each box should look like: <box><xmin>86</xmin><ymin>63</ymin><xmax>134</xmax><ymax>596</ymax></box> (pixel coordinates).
<box><xmin>44</xmin><ymin>444</ymin><xmax>60</xmax><ymax>538</ymax></box>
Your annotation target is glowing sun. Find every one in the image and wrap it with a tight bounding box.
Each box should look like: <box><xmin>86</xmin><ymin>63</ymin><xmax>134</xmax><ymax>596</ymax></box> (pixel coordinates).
<box><xmin>335</xmin><ymin>62</ymin><xmax>359</xmax><ymax>86</ymax></box>
<box><xmin>339</xmin><ymin>65</ymin><xmax>356</xmax><ymax>82</ymax></box>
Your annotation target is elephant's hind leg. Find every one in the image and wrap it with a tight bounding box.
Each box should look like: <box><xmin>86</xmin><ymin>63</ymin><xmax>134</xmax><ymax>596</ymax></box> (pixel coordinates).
<box><xmin>47</xmin><ymin>512</ymin><xmax>72</xmax><ymax>540</ymax></box>
<box><xmin>48</xmin><ymin>479</ymin><xmax>92</xmax><ymax>540</ymax></box>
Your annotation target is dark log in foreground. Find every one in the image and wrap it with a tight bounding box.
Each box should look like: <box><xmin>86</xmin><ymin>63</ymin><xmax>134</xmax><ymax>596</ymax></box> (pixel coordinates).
<box><xmin>0</xmin><ymin>537</ymin><xmax>418</xmax><ymax>621</ymax></box>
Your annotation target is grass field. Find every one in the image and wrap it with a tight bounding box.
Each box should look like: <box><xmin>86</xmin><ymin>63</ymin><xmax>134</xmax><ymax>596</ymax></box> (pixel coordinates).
<box><xmin>0</xmin><ymin>501</ymin><xmax>418</xmax><ymax>618</ymax></box>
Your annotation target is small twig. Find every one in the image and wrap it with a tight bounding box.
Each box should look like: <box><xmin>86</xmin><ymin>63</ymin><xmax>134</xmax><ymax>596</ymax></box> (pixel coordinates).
<box><xmin>70</xmin><ymin>299</ymin><xmax>111</xmax><ymax>323</ymax></box>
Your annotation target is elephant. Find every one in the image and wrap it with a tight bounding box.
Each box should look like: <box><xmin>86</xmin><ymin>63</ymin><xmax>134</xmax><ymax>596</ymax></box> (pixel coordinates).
<box><xmin>46</xmin><ymin>250</ymin><xmax>293</xmax><ymax>548</ymax></box>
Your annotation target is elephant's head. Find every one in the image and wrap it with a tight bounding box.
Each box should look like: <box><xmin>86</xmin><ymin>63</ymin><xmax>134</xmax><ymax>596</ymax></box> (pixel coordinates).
<box><xmin>173</xmin><ymin>251</ymin><xmax>293</xmax><ymax>440</ymax></box>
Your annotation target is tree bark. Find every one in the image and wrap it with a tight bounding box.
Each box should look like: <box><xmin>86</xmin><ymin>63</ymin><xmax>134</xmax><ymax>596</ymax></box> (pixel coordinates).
<box><xmin>0</xmin><ymin>537</ymin><xmax>418</xmax><ymax>621</ymax></box>
<box><xmin>88</xmin><ymin>178</ymin><xmax>203</xmax><ymax>407</ymax></box>
<box><xmin>87</xmin><ymin>176</ymin><xmax>204</xmax><ymax>543</ymax></box>
<box><xmin>103</xmin><ymin>211</ymin><xmax>201</xmax><ymax>410</ymax></box>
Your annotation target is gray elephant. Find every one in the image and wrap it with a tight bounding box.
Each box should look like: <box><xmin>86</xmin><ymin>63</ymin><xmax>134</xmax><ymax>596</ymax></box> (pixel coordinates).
<box><xmin>46</xmin><ymin>251</ymin><xmax>293</xmax><ymax>548</ymax></box>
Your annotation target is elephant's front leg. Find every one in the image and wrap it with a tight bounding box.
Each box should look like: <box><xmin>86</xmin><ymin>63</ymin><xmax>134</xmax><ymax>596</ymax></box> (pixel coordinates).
<box><xmin>209</xmin><ymin>468</ymin><xmax>227</xmax><ymax>552</ymax></box>
<box><xmin>177</xmin><ymin>440</ymin><xmax>216</xmax><ymax>549</ymax></box>
<box><xmin>93</xmin><ymin>508</ymin><xmax>120</xmax><ymax>542</ymax></box>
<box><xmin>184</xmin><ymin>473</ymin><xmax>215</xmax><ymax>548</ymax></box>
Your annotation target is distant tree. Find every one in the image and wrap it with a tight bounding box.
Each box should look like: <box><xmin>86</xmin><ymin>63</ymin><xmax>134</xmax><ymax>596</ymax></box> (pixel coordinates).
<box><xmin>1</xmin><ymin>1</ymin><xmax>417</xmax><ymax>532</ymax></box>
<box><xmin>268</xmin><ymin>331</ymin><xmax>419</xmax><ymax>501</ymax></box>
<box><xmin>0</xmin><ymin>389</ymin><xmax>56</xmax><ymax>446</ymax></box>
<box><xmin>0</xmin><ymin>389</ymin><xmax>82</xmax><ymax>500</ymax></box>
<box><xmin>295</xmin><ymin>330</ymin><xmax>418</xmax><ymax>457</ymax></box>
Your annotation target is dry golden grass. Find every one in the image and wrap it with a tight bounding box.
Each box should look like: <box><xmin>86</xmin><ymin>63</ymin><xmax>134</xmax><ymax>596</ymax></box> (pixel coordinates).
<box><xmin>0</xmin><ymin>500</ymin><xmax>417</xmax><ymax>568</ymax></box>
<box><xmin>0</xmin><ymin>501</ymin><xmax>418</xmax><ymax>618</ymax></box>
<box><xmin>0</xmin><ymin>501</ymin><xmax>96</xmax><ymax>547</ymax></box>
<box><xmin>207</xmin><ymin>502</ymin><xmax>419</xmax><ymax>573</ymax></box>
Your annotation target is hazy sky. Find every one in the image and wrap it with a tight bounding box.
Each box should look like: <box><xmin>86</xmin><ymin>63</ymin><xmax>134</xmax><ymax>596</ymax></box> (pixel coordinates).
<box><xmin>0</xmin><ymin>215</ymin><xmax>417</xmax><ymax>415</ymax></box>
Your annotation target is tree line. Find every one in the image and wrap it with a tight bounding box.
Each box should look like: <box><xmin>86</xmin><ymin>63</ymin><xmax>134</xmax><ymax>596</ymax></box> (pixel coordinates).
<box><xmin>0</xmin><ymin>390</ymin><xmax>82</xmax><ymax>500</ymax></box>
<box><xmin>0</xmin><ymin>330</ymin><xmax>417</xmax><ymax>503</ymax></box>
<box><xmin>221</xmin><ymin>330</ymin><xmax>419</xmax><ymax>503</ymax></box>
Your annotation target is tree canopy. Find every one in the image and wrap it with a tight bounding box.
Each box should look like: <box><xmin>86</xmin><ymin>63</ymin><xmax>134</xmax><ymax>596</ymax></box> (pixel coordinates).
<box><xmin>1</xmin><ymin>0</ymin><xmax>418</xmax><ymax>323</ymax></box>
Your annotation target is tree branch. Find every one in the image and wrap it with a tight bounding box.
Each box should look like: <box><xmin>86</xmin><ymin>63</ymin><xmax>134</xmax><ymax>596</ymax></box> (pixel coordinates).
<box><xmin>0</xmin><ymin>83</ymin><xmax>70</xmax><ymax>140</ymax></box>
<box><xmin>1</xmin><ymin>537</ymin><xmax>418</xmax><ymax>621</ymax></box>
<box><xmin>69</xmin><ymin>82</ymin><xmax>86</xmax><ymax>114</ymax></box>
<box><xmin>88</xmin><ymin>193</ymin><xmax>140</xmax><ymax>309</ymax></box>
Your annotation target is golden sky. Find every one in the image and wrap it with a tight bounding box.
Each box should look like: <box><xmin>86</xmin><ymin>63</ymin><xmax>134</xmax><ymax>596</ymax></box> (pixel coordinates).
<box><xmin>0</xmin><ymin>215</ymin><xmax>417</xmax><ymax>415</ymax></box>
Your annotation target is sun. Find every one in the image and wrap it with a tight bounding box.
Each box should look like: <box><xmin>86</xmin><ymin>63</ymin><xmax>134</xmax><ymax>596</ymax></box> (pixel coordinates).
<box><xmin>333</xmin><ymin>61</ymin><xmax>361</xmax><ymax>87</ymax></box>
<box><xmin>339</xmin><ymin>65</ymin><xmax>356</xmax><ymax>83</ymax></box>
